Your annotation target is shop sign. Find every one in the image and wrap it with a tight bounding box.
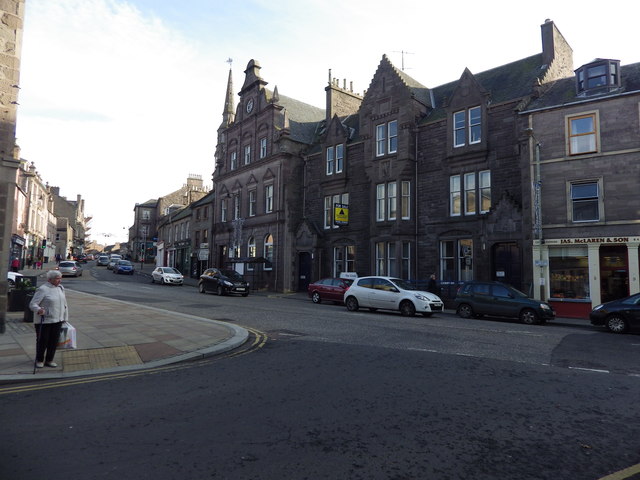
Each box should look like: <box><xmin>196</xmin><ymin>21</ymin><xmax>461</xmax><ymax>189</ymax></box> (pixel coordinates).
<box><xmin>545</xmin><ymin>236</ymin><xmax>640</xmax><ymax>245</ymax></box>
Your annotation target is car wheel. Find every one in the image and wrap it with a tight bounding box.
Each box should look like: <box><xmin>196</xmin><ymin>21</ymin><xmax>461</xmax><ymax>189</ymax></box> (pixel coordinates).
<box><xmin>400</xmin><ymin>300</ymin><xmax>416</xmax><ymax>317</ymax></box>
<box><xmin>520</xmin><ymin>308</ymin><xmax>538</xmax><ymax>325</ymax></box>
<box><xmin>161</xmin><ymin>277</ymin><xmax>166</xmax><ymax>285</ymax></box>
<box><xmin>198</xmin><ymin>282</ymin><xmax>205</xmax><ymax>294</ymax></box>
<box><xmin>216</xmin><ymin>285</ymin><xmax>225</xmax><ymax>296</ymax></box>
<box><xmin>151</xmin><ymin>277</ymin><xmax>155</xmax><ymax>283</ymax></box>
<box><xmin>345</xmin><ymin>296</ymin><xmax>359</xmax><ymax>312</ymax></box>
<box><xmin>457</xmin><ymin>303</ymin><xmax>474</xmax><ymax>319</ymax></box>
<box><xmin>606</xmin><ymin>314</ymin><xmax>628</xmax><ymax>334</ymax></box>
<box><xmin>311</xmin><ymin>292</ymin><xmax>321</xmax><ymax>304</ymax></box>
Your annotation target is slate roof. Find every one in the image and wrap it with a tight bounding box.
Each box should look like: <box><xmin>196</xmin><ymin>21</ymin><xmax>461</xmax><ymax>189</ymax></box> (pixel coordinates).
<box><xmin>424</xmin><ymin>53</ymin><xmax>546</xmax><ymax>123</ymax></box>
<box><xmin>265</xmin><ymin>89</ymin><xmax>325</xmax><ymax>144</ymax></box>
<box><xmin>523</xmin><ymin>62</ymin><xmax>640</xmax><ymax>111</ymax></box>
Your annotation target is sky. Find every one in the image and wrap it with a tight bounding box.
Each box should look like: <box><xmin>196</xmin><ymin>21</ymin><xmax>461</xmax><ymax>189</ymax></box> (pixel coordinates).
<box><xmin>16</xmin><ymin>0</ymin><xmax>637</xmax><ymax>245</ymax></box>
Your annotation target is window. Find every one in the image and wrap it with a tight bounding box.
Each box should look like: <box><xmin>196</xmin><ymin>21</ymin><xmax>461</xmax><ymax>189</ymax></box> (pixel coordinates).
<box><xmin>387</xmin><ymin>182</ymin><xmax>397</xmax><ymax>220</ymax></box>
<box><xmin>336</xmin><ymin>144</ymin><xmax>344</xmax><ymax>173</ymax></box>
<box><xmin>263</xmin><ymin>234</ymin><xmax>273</xmax><ymax>270</ymax></box>
<box><xmin>221</xmin><ymin>198</ymin><xmax>227</xmax><ymax>222</ymax></box>
<box><xmin>401</xmin><ymin>241</ymin><xmax>411</xmax><ymax>279</ymax></box>
<box><xmin>568</xmin><ymin>114</ymin><xmax>597</xmax><ymax>155</ymax></box>
<box><xmin>376</xmin><ymin>124</ymin><xmax>386</xmax><ymax>156</ymax></box>
<box><xmin>243</xmin><ymin>145</ymin><xmax>251</xmax><ymax>165</ymax></box>
<box><xmin>440</xmin><ymin>239</ymin><xmax>473</xmax><ymax>283</ymax></box>
<box><xmin>326</xmin><ymin>146</ymin><xmax>334</xmax><ymax>175</ymax></box>
<box><xmin>549</xmin><ymin>246</ymin><xmax>589</xmax><ymax>300</ymax></box>
<box><xmin>230</xmin><ymin>151</ymin><xmax>238</xmax><ymax>170</ymax></box>
<box><xmin>376</xmin><ymin>120</ymin><xmax>397</xmax><ymax>156</ymax></box>
<box><xmin>576</xmin><ymin>60</ymin><xmax>620</xmax><ymax>95</ymax></box>
<box><xmin>259</xmin><ymin>137</ymin><xmax>267</xmax><ymax>159</ymax></box>
<box><xmin>142</xmin><ymin>209</ymin><xmax>150</xmax><ymax>220</ymax></box>
<box><xmin>571</xmin><ymin>181</ymin><xmax>599</xmax><ymax>222</ymax></box>
<box><xmin>265</xmin><ymin>184</ymin><xmax>274</xmax><ymax>213</ymax></box>
<box><xmin>333</xmin><ymin>247</ymin><xmax>344</xmax><ymax>277</ymax></box>
<box><xmin>401</xmin><ymin>181</ymin><xmax>411</xmax><ymax>219</ymax></box>
<box><xmin>376</xmin><ymin>242</ymin><xmax>385</xmax><ymax>275</ymax></box>
<box><xmin>248</xmin><ymin>190</ymin><xmax>256</xmax><ymax>217</ymax></box>
<box><xmin>324</xmin><ymin>193</ymin><xmax>349</xmax><ymax>229</ymax></box>
<box><xmin>203</xmin><ymin>206</ymin><xmax>208</xmax><ymax>219</ymax></box>
<box><xmin>387</xmin><ymin>243</ymin><xmax>396</xmax><ymax>277</ymax></box>
<box><xmin>453</xmin><ymin>106</ymin><xmax>481</xmax><ymax>147</ymax></box>
<box><xmin>464</xmin><ymin>173</ymin><xmax>476</xmax><ymax>215</ymax></box>
<box><xmin>479</xmin><ymin>171</ymin><xmax>491</xmax><ymax>213</ymax></box>
<box><xmin>247</xmin><ymin>236</ymin><xmax>256</xmax><ymax>270</ymax></box>
<box><xmin>233</xmin><ymin>194</ymin><xmax>240</xmax><ymax>220</ymax></box>
<box><xmin>450</xmin><ymin>176</ymin><xmax>461</xmax><ymax>216</ymax></box>
<box><xmin>376</xmin><ymin>184</ymin><xmax>386</xmax><ymax>221</ymax></box>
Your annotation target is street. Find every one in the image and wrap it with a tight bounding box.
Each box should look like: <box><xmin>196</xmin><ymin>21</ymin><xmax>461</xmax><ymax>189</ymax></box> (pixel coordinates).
<box><xmin>2</xmin><ymin>263</ymin><xmax>639</xmax><ymax>479</ymax></box>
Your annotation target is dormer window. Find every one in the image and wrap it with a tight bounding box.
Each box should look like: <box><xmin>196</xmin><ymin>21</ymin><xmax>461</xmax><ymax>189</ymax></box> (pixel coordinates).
<box><xmin>575</xmin><ymin>59</ymin><xmax>620</xmax><ymax>96</ymax></box>
<box><xmin>453</xmin><ymin>106</ymin><xmax>481</xmax><ymax>147</ymax></box>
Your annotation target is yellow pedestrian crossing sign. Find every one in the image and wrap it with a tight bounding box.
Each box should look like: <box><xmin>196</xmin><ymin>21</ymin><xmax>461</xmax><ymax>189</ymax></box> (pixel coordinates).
<box><xmin>334</xmin><ymin>203</ymin><xmax>349</xmax><ymax>225</ymax></box>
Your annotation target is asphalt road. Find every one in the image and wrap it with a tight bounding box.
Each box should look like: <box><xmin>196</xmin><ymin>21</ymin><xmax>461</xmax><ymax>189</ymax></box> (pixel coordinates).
<box><xmin>2</xmin><ymin>264</ymin><xmax>639</xmax><ymax>479</ymax></box>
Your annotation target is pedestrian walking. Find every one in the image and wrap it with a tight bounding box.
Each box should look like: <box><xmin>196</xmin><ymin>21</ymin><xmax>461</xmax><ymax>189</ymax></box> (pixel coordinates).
<box><xmin>29</xmin><ymin>270</ymin><xmax>68</xmax><ymax>369</ymax></box>
<box><xmin>10</xmin><ymin>257</ymin><xmax>20</xmax><ymax>272</ymax></box>
<box><xmin>427</xmin><ymin>273</ymin><xmax>441</xmax><ymax>296</ymax></box>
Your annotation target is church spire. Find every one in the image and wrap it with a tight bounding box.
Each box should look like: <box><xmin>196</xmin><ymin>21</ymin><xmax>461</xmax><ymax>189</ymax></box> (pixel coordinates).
<box><xmin>221</xmin><ymin>59</ymin><xmax>235</xmax><ymax>128</ymax></box>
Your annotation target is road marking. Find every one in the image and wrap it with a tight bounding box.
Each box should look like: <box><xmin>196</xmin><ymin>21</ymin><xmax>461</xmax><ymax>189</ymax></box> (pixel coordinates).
<box><xmin>568</xmin><ymin>366</ymin><xmax>610</xmax><ymax>374</ymax></box>
<box><xmin>598</xmin><ymin>462</ymin><xmax>640</xmax><ymax>479</ymax></box>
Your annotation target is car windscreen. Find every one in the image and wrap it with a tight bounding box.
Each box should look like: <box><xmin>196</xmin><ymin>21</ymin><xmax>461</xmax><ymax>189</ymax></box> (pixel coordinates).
<box><xmin>118</xmin><ymin>261</ymin><xmax>132</xmax><ymax>266</ymax></box>
<box><xmin>162</xmin><ymin>268</ymin><xmax>181</xmax><ymax>274</ymax></box>
<box><xmin>389</xmin><ymin>278</ymin><xmax>417</xmax><ymax>291</ymax></box>
<box><xmin>220</xmin><ymin>269</ymin><xmax>243</xmax><ymax>280</ymax></box>
<box><xmin>59</xmin><ymin>262</ymin><xmax>75</xmax><ymax>267</ymax></box>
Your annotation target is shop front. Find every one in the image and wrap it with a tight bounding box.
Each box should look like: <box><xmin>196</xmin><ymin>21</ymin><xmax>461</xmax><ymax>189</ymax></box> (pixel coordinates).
<box><xmin>535</xmin><ymin>236</ymin><xmax>640</xmax><ymax>318</ymax></box>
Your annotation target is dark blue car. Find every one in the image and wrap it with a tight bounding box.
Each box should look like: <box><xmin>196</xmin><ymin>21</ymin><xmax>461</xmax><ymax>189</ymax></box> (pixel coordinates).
<box><xmin>113</xmin><ymin>260</ymin><xmax>134</xmax><ymax>275</ymax></box>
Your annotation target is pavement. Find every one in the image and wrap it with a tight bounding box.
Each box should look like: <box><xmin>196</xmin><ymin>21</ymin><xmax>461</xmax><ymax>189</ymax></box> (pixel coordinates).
<box><xmin>0</xmin><ymin>261</ymin><xmax>250</xmax><ymax>382</ymax></box>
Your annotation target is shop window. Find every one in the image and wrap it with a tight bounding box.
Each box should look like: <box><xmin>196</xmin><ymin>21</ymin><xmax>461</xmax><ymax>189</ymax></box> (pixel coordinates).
<box><xmin>549</xmin><ymin>246</ymin><xmax>590</xmax><ymax>300</ymax></box>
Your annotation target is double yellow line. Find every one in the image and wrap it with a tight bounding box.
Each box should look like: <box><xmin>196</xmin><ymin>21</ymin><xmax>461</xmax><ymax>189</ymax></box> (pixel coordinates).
<box><xmin>0</xmin><ymin>327</ymin><xmax>267</xmax><ymax>396</ymax></box>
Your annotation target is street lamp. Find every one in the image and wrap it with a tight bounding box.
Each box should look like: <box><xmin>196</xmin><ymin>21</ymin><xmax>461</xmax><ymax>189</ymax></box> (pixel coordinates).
<box><xmin>525</xmin><ymin>127</ymin><xmax>546</xmax><ymax>301</ymax></box>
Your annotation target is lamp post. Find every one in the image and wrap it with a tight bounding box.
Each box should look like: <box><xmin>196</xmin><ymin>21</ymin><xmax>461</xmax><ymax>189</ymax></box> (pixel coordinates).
<box><xmin>140</xmin><ymin>228</ymin><xmax>147</xmax><ymax>270</ymax></box>
<box><xmin>526</xmin><ymin>128</ymin><xmax>546</xmax><ymax>301</ymax></box>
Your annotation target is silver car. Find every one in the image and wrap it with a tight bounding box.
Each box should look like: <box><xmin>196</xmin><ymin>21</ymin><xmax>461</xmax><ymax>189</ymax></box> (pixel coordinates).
<box><xmin>57</xmin><ymin>260</ymin><xmax>83</xmax><ymax>277</ymax></box>
<box><xmin>344</xmin><ymin>276</ymin><xmax>444</xmax><ymax>317</ymax></box>
<box><xmin>151</xmin><ymin>267</ymin><xmax>184</xmax><ymax>285</ymax></box>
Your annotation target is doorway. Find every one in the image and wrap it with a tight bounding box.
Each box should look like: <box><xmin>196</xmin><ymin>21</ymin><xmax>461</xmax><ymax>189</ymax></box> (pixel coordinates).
<box><xmin>298</xmin><ymin>252</ymin><xmax>312</xmax><ymax>291</ymax></box>
<box><xmin>492</xmin><ymin>242</ymin><xmax>522</xmax><ymax>290</ymax></box>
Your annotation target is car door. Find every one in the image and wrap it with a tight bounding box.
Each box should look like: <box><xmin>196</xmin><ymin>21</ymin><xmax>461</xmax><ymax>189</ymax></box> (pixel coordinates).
<box><xmin>489</xmin><ymin>284</ymin><xmax>520</xmax><ymax>317</ymax></box>
<box><xmin>369</xmin><ymin>278</ymin><xmax>399</xmax><ymax>310</ymax></box>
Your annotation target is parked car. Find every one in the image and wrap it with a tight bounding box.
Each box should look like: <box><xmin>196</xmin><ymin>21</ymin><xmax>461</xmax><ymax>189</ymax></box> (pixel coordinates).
<box><xmin>57</xmin><ymin>260</ymin><xmax>83</xmax><ymax>277</ymax></box>
<box><xmin>199</xmin><ymin>268</ymin><xmax>249</xmax><ymax>296</ymax></box>
<box><xmin>344</xmin><ymin>276</ymin><xmax>443</xmax><ymax>317</ymax></box>
<box><xmin>7</xmin><ymin>271</ymin><xmax>23</xmax><ymax>290</ymax></box>
<box><xmin>113</xmin><ymin>260</ymin><xmax>134</xmax><ymax>275</ymax></box>
<box><xmin>590</xmin><ymin>293</ymin><xmax>640</xmax><ymax>334</ymax></box>
<box><xmin>107</xmin><ymin>258</ymin><xmax>119</xmax><ymax>270</ymax></box>
<box><xmin>97</xmin><ymin>255</ymin><xmax>110</xmax><ymax>266</ymax></box>
<box><xmin>151</xmin><ymin>267</ymin><xmax>184</xmax><ymax>285</ymax></box>
<box><xmin>308</xmin><ymin>277</ymin><xmax>353</xmax><ymax>304</ymax></box>
<box><xmin>454</xmin><ymin>281</ymin><xmax>555</xmax><ymax>325</ymax></box>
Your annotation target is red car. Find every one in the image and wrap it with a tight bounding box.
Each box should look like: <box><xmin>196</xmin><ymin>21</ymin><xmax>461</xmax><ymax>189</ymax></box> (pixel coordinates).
<box><xmin>307</xmin><ymin>277</ymin><xmax>353</xmax><ymax>304</ymax></box>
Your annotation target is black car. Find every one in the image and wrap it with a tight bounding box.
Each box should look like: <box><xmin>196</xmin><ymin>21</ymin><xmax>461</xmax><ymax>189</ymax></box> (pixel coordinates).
<box><xmin>590</xmin><ymin>293</ymin><xmax>640</xmax><ymax>334</ymax></box>
<box><xmin>198</xmin><ymin>268</ymin><xmax>249</xmax><ymax>296</ymax></box>
<box><xmin>454</xmin><ymin>281</ymin><xmax>555</xmax><ymax>325</ymax></box>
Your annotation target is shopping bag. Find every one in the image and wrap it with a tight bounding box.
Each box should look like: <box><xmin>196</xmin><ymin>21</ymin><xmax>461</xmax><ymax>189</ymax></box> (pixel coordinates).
<box><xmin>57</xmin><ymin>322</ymin><xmax>77</xmax><ymax>349</ymax></box>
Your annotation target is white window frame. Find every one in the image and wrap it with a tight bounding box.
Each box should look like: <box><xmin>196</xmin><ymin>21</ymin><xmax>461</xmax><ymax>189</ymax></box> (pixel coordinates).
<box><xmin>570</xmin><ymin>180</ymin><xmax>601</xmax><ymax>223</ymax></box>
<box><xmin>326</xmin><ymin>146</ymin><xmax>335</xmax><ymax>175</ymax></box>
<box><xmin>247</xmin><ymin>236</ymin><xmax>256</xmax><ymax>270</ymax></box>
<box><xmin>388</xmin><ymin>120</ymin><xmax>398</xmax><ymax>153</ymax></box>
<box><xmin>469</xmin><ymin>106</ymin><xmax>481</xmax><ymax>144</ymax></box>
<box><xmin>401</xmin><ymin>181</ymin><xmax>411</xmax><ymax>220</ymax></box>
<box><xmin>376</xmin><ymin>184</ymin><xmax>386</xmax><ymax>221</ymax></box>
<box><xmin>453</xmin><ymin>106</ymin><xmax>481</xmax><ymax>147</ymax></box>
<box><xmin>453</xmin><ymin>110</ymin><xmax>466</xmax><ymax>147</ymax></box>
<box><xmin>387</xmin><ymin>242</ymin><xmax>396</xmax><ymax>277</ymax></box>
<box><xmin>376</xmin><ymin>242</ymin><xmax>386</xmax><ymax>275</ymax></box>
<box><xmin>221</xmin><ymin>198</ymin><xmax>227</xmax><ymax>222</ymax></box>
<box><xmin>479</xmin><ymin>170</ymin><xmax>491</xmax><ymax>213</ymax></box>
<box><xmin>336</xmin><ymin>144</ymin><xmax>344</xmax><ymax>173</ymax></box>
<box><xmin>230</xmin><ymin>151</ymin><xmax>238</xmax><ymax>170</ymax></box>
<box><xmin>450</xmin><ymin>175</ymin><xmax>461</xmax><ymax>216</ymax></box>
<box><xmin>243</xmin><ymin>144</ymin><xmax>251</xmax><ymax>165</ymax></box>
<box><xmin>464</xmin><ymin>172</ymin><xmax>476</xmax><ymax>215</ymax></box>
<box><xmin>259</xmin><ymin>137</ymin><xmax>267</xmax><ymax>159</ymax></box>
<box><xmin>248</xmin><ymin>190</ymin><xmax>256</xmax><ymax>217</ymax></box>
<box><xmin>376</xmin><ymin>124</ymin><xmax>386</xmax><ymax>156</ymax></box>
<box><xmin>387</xmin><ymin>182</ymin><xmax>397</xmax><ymax>221</ymax></box>
<box><xmin>265</xmin><ymin>184</ymin><xmax>274</xmax><ymax>213</ymax></box>
<box><xmin>263</xmin><ymin>234</ymin><xmax>274</xmax><ymax>270</ymax></box>
<box><xmin>324</xmin><ymin>196</ymin><xmax>332</xmax><ymax>229</ymax></box>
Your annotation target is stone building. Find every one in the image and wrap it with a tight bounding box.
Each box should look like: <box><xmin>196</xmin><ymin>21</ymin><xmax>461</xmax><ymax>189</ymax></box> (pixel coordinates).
<box><xmin>0</xmin><ymin>0</ymin><xmax>25</xmax><ymax>331</ymax></box>
<box><xmin>50</xmin><ymin>186</ymin><xmax>87</xmax><ymax>260</ymax></box>
<box><xmin>212</xmin><ymin>60</ymin><xmax>324</xmax><ymax>291</ymax></box>
<box><xmin>520</xmin><ymin>57</ymin><xmax>640</xmax><ymax>317</ymax></box>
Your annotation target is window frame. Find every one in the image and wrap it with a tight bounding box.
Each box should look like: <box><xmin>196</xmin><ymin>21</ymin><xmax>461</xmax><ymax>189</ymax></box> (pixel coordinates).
<box><xmin>243</xmin><ymin>144</ymin><xmax>251</xmax><ymax>165</ymax></box>
<box><xmin>248</xmin><ymin>190</ymin><xmax>256</xmax><ymax>217</ymax></box>
<box><xmin>265</xmin><ymin>184</ymin><xmax>274</xmax><ymax>214</ymax></box>
<box><xmin>453</xmin><ymin>106</ymin><xmax>482</xmax><ymax>148</ymax></box>
<box><xmin>263</xmin><ymin>234</ymin><xmax>274</xmax><ymax>270</ymax></box>
<box><xmin>376</xmin><ymin>184</ymin><xmax>386</xmax><ymax>221</ymax></box>
<box><xmin>326</xmin><ymin>146</ymin><xmax>335</xmax><ymax>175</ymax></box>
<box><xmin>464</xmin><ymin>172</ymin><xmax>476</xmax><ymax>215</ymax></box>
<box><xmin>479</xmin><ymin>170</ymin><xmax>491</xmax><ymax>214</ymax></box>
<box><xmin>376</xmin><ymin>124</ymin><xmax>386</xmax><ymax>157</ymax></box>
<box><xmin>450</xmin><ymin>175</ymin><xmax>461</xmax><ymax>216</ymax></box>
<box><xmin>259</xmin><ymin>137</ymin><xmax>267</xmax><ymax>159</ymax></box>
<box><xmin>230</xmin><ymin>151</ymin><xmax>238</xmax><ymax>170</ymax></box>
<box><xmin>401</xmin><ymin>181</ymin><xmax>411</xmax><ymax>220</ymax></box>
<box><xmin>569</xmin><ymin>180</ymin><xmax>601</xmax><ymax>223</ymax></box>
<box><xmin>388</xmin><ymin>120</ymin><xmax>398</xmax><ymax>153</ymax></box>
<box><xmin>567</xmin><ymin>112</ymin><xmax>598</xmax><ymax>156</ymax></box>
<box><xmin>335</xmin><ymin>144</ymin><xmax>344</xmax><ymax>173</ymax></box>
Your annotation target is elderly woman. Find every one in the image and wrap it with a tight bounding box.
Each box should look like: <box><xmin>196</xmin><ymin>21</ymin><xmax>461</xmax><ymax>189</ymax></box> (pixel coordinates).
<box><xmin>29</xmin><ymin>270</ymin><xmax>69</xmax><ymax>368</ymax></box>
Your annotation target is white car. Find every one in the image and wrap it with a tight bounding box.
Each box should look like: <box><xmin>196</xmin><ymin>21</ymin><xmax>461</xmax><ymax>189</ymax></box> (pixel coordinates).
<box><xmin>344</xmin><ymin>276</ymin><xmax>444</xmax><ymax>317</ymax></box>
<box><xmin>7</xmin><ymin>271</ymin><xmax>23</xmax><ymax>289</ymax></box>
<box><xmin>151</xmin><ymin>267</ymin><xmax>184</xmax><ymax>285</ymax></box>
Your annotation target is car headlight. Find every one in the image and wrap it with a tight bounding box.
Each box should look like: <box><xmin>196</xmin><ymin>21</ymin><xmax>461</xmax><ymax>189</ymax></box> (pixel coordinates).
<box><xmin>224</xmin><ymin>280</ymin><xmax>233</xmax><ymax>287</ymax></box>
<box><xmin>540</xmin><ymin>303</ymin><xmax>551</xmax><ymax>310</ymax></box>
<box><xmin>414</xmin><ymin>293</ymin><xmax>428</xmax><ymax>301</ymax></box>
<box><xmin>593</xmin><ymin>304</ymin><xmax>603</xmax><ymax>311</ymax></box>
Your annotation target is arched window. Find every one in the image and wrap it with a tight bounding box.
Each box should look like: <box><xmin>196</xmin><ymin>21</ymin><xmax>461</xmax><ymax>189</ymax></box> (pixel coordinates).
<box><xmin>247</xmin><ymin>236</ymin><xmax>256</xmax><ymax>271</ymax></box>
<box><xmin>263</xmin><ymin>234</ymin><xmax>273</xmax><ymax>270</ymax></box>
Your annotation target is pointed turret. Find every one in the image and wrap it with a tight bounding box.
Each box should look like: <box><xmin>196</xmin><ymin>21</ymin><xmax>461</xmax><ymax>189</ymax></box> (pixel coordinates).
<box><xmin>221</xmin><ymin>67</ymin><xmax>235</xmax><ymax>128</ymax></box>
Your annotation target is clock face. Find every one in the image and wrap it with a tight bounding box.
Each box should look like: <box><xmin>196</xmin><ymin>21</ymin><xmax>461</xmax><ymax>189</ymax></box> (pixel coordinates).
<box><xmin>246</xmin><ymin>99</ymin><xmax>254</xmax><ymax>113</ymax></box>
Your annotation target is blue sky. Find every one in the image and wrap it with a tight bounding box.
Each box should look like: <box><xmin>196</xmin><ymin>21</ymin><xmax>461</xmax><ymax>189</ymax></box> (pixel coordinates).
<box><xmin>16</xmin><ymin>0</ymin><xmax>638</xmax><ymax>244</ymax></box>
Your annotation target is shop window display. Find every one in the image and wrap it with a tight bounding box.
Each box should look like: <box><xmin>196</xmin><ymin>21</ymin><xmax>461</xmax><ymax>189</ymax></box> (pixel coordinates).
<box><xmin>549</xmin><ymin>247</ymin><xmax>589</xmax><ymax>300</ymax></box>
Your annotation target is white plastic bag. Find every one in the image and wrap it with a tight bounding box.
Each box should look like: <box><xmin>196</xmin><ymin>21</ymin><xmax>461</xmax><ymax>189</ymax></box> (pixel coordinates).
<box><xmin>57</xmin><ymin>321</ymin><xmax>77</xmax><ymax>349</ymax></box>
